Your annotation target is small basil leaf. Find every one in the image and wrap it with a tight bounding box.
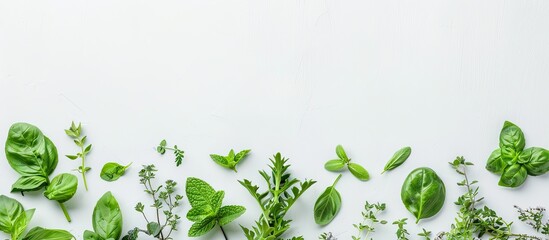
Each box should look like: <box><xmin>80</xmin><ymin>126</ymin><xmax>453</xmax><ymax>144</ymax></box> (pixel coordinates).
<box><xmin>12</xmin><ymin>209</ymin><xmax>34</xmax><ymax>240</ymax></box>
<box><xmin>401</xmin><ymin>167</ymin><xmax>446</xmax><ymax>223</ymax></box>
<box><xmin>23</xmin><ymin>227</ymin><xmax>75</xmax><ymax>240</ymax></box>
<box><xmin>313</xmin><ymin>174</ymin><xmax>342</xmax><ymax>225</ymax></box>
<box><xmin>348</xmin><ymin>163</ymin><xmax>370</xmax><ymax>181</ymax></box>
<box><xmin>324</xmin><ymin>160</ymin><xmax>346</xmax><ymax>172</ymax></box>
<box><xmin>382</xmin><ymin>146</ymin><xmax>412</xmax><ymax>174</ymax></box>
<box><xmin>499</xmin><ymin>164</ymin><xmax>528</xmax><ymax>188</ymax></box>
<box><xmin>11</xmin><ymin>175</ymin><xmax>49</xmax><ymax>193</ymax></box>
<box><xmin>44</xmin><ymin>173</ymin><xmax>78</xmax><ymax>203</ymax></box>
<box><xmin>486</xmin><ymin>149</ymin><xmax>507</xmax><ymax>175</ymax></box>
<box><xmin>335</xmin><ymin>145</ymin><xmax>348</xmax><ymax>160</ymax></box>
<box><xmin>100</xmin><ymin>162</ymin><xmax>132</xmax><ymax>182</ymax></box>
<box><xmin>83</xmin><ymin>230</ymin><xmax>102</xmax><ymax>240</ymax></box>
<box><xmin>92</xmin><ymin>192</ymin><xmax>123</xmax><ymax>240</ymax></box>
<box><xmin>521</xmin><ymin>147</ymin><xmax>549</xmax><ymax>176</ymax></box>
<box><xmin>499</xmin><ymin>121</ymin><xmax>525</xmax><ymax>164</ymax></box>
<box><xmin>0</xmin><ymin>195</ymin><xmax>25</xmax><ymax>233</ymax></box>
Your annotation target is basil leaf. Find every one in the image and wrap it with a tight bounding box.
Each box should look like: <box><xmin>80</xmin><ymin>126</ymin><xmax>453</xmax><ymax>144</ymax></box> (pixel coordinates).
<box><xmin>12</xmin><ymin>209</ymin><xmax>34</xmax><ymax>240</ymax></box>
<box><xmin>92</xmin><ymin>192</ymin><xmax>122</xmax><ymax>240</ymax></box>
<box><xmin>100</xmin><ymin>162</ymin><xmax>132</xmax><ymax>182</ymax></box>
<box><xmin>520</xmin><ymin>147</ymin><xmax>549</xmax><ymax>176</ymax></box>
<box><xmin>313</xmin><ymin>174</ymin><xmax>342</xmax><ymax>225</ymax></box>
<box><xmin>83</xmin><ymin>230</ymin><xmax>102</xmax><ymax>240</ymax></box>
<box><xmin>401</xmin><ymin>167</ymin><xmax>446</xmax><ymax>223</ymax></box>
<box><xmin>348</xmin><ymin>163</ymin><xmax>370</xmax><ymax>181</ymax></box>
<box><xmin>324</xmin><ymin>159</ymin><xmax>346</xmax><ymax>172</ymax></box>
<box><xmin>44</xmin><ymin>173</ymin><xmax>78</xmax><ymax>203</ymax></box>
<box><xmin>499</xmin><ymin>121</ymin><xmax>525</xmax><ymax>164</ymax></box>
<box><xmin>0</xmin><ymin>195</ymin><xmax>25</xmax><ymax>234</ymax></box>
<box><xmin>11</xmin><ymin>175</ymin><xmax>49</xmax><ymax>193</ymax></box>
<box><xmin>382</xmin><ymin>147</ymin><xmax>412</xmax><ymax>174</ymax></box>
<box><xmin>217</xmin><ymin>205</ymin><xmax>245</xmax><ymax>226</ymax></box>
<box><xmin>485</xmin><ymin>149</ymin><xmax>507</xmax><ymax>175</ymax></box>
<box><xmin>5</xmin><ymin>123</ymin><xmax>58</xmax><ymax>177</ymax></box>
<box><xmin>23</xmin><ymin>227</ymin><xmax>75</xmax><ymax>240</ymax></box>
<box><xmin>499</xmin><ymin>164</ymin><xmax>528</xmax><ymax>188</ymax></box>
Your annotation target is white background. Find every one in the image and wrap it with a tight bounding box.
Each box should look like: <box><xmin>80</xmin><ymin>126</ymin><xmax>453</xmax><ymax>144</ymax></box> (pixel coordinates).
<box><xmin>1</xmin><ymin>1</ymin><xmax>549</xmax><ymax>239</ymax></box>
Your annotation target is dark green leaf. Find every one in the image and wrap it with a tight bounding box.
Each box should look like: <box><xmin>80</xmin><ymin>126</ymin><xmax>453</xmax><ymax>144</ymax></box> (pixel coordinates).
<box><xmin>521</xmin><ymin>147</ymin><xmax>549</xmax><ymax>176</ymax></box>
<box><xmin>100</xmin><ymin>162</ymin><xmax>132</xmax><ymax>182</ymax></box>
<box><xmin>499</xmin><ymin>121</ymin><xmax>525</xmax><ymax>165</ymax></box>
<box><xmin>314</xmin><ymin>174</ymin><xmax>342</xmax><ymax>225</ymax></box>
<box><xmin>499</xmin><ymin>164</ymin><xmax>528</xmax><ymax>188</ymax></box>
<box><xmin>146</xmin><ymin>222</ymin><xmax>161</xmax><ymax>237</ymax></box>
<box><xmin>486</xmin><ymin>149</ymin><xmax>507</xmax><ymax>175</ymax></box>
<box><xmin>11</xmin><ymin>175</ymin><xmax>48</xmax><ymax>193</ymax></box>
<box><xmin>401</xmin><ymin>167</ymin><xmax>446</xmax><ymax>223</ymax></box>
<box><xmin>382</xmin><ymin>146</ymin><xmax>412</xmax><ymax>174</ymax></box>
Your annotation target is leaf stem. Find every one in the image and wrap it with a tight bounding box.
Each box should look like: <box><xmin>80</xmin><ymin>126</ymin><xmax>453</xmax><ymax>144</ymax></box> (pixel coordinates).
<box><xmin>80</xmin><ymin>144</ymin><xmax>89</xmax><ymax>191</ymax></box>
<box><xmin>58</xmin><ymin>202</ymin><xmax>71</xmax><ymax>222</ymax></box>
<box><xmin>332</xmin><ymin>174</ymin><xmax>342</xmax><ymax>187</ymax></box>
<box><xmin>220</xmin><ymin>225</ymin><xmax>228</xmax><ymax>240</ymax></box>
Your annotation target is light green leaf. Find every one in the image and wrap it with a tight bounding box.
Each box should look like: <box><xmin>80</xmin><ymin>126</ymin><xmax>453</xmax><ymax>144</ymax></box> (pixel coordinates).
<box><xmin>0</xmin><ymin>195</ymin><xmax>24</xmax><ymax>233</ymax></box>
<box><xmin>188</xmin><ymin>216</ymin><xmax>216</xmax><ymax>237</ymax></box>
<box><xmin>209</xmin><ymin>154</ymin><xmax>229</xmax><ymax>167</ymax></box>
<box><xmin>217</xmin><ymin>205</ymin><xmax>246</xmax><ymax>226</ymax></box>
<box><xmin>44</xmin><ymin>173</ymin><xmax>78</xmax><ymax>203</ymax></box>
<box><xmin>23</xmin><ymin>227</ymin><xmax>75</xmax><ymax>240</ymax></box>
<box><xmin>92</xmin><ymin>192</ymin><xmax>122</xmax><ymax>240</ymax></box>
<box><xmin>186</xmin><ymin>178</ymin><xmax>215</xmax><ymax>208</ymax></box>
<box><xmin>335</xmin><ymin>145</ymin><xmax>348</xmax><ymax>160</ymax></box>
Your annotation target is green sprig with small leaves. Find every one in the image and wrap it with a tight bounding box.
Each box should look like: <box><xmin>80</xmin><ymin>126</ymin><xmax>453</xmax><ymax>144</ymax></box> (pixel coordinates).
<box><xmin>393</xmin><ymin>218</ymin><xmax>410</xmax><ymax>240</ymax></box>
<box><xmin>157</xmin><ymin>139</ymin><xmax>185</xmax><ymax>167</ymax></box>
<box><xmin>210</xmin><ymin>149</ymin><xmax>250</xmax><ymax>172</ymax></box>
<box><xmin>516</xmin><ymin>206</ymin><xmax>549</xmax><ymax>236</ymax></box>
<box><xmin>324</xmin><ymin>145</ymin><xmax>370</xmax><ymax>181</ymax></box>
<box><xmin>352</xmin><ymin>201</ymin><xmax>387</xmax><ymax>240</ymax></box>
<box><xmin>122</xmin><ymin>165</ymin><xmax>183</xmax><ymax>240</ymax></box>
<box><xmin>65</xmin><ymin>121</ymin><xmax>92</xmax><ymax>191</ymax></box>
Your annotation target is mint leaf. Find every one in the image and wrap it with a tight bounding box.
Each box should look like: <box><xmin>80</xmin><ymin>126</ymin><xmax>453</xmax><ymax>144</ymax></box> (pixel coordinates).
<box><xmin>188</xmin><ymin>216</ymin><xmax>216</xmax><ymax>237</ymax></box>
<box><xmin>217</xmin><ymin>205</ymin><xmax>246</xmax><ymax>226</ymax></box>
<box><xmin>209</xmin><ymin>191</ymin><xmax>224</xmax><ymax>213</ymax></box>
<box><xmin>186</xmin><ymin>178</ymin><xmax>215</xmax><ymax>208</ymax></box>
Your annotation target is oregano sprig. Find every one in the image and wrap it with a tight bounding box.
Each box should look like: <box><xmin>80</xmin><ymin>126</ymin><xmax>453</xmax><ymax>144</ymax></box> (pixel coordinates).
<box><xmin>157</xmin><ymin>139</ymin><xmax>185</xmax><ymax>167</ymax></box>
<box><xmin>65</xmin><ymin>121</ymin><xmax>92</xmax><ymax>191</ymax></box>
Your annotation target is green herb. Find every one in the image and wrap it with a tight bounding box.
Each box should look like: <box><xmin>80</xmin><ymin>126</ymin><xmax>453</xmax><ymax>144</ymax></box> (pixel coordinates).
<box><xmin>438</xmin><ymin>156</ymin><xmax>539</xmax><ymax>239</ymax></box>
<box><xmin>486</xmin><ymin>121</ymin><xmax>549</xmax><ymax>187</ymax></box>
<box><xmin>401</xmin><ymin>167</ymin><xmax>445</xmax><ymax>223</ymax></box>
<box><xmin>516</xmin><ymin>206</ymin><xmax>549</xmax><ymax>236</ymax></box>
<box><xmin>382</xmin><ymin>147</ymin><xmax>411</xmax><ymax>174</ymax></box>
<box><xmin>0</xmin><ymin>195</ymin><xmax>75</xmax><ymax>240</ymax></box>
<box><xmin>23</xmin><ymin>227</ymin><xmax>75</xmax><ymax>240</ymax></box>
<box><xmin>239</xmin><ymin>153</ymin><xmax>316</xmax><ymax>240</ymax></box>
<box><xmin>157</xmin><ymin>139</ymin><xmax>185</xmax><ymax>167</ymax></box>
<box><xmin>65</xmin><ymin>121</ymin><xmax>93</xmax><ymax>191</ymax></box>
<box><xmin>5</xmin><ymin>123</ymin><xmax>76</xmax><ymax>222</ymax></box>
<box><xmin>83</xmin><ymin>192</ymin><xmax>122</xmax><ymax>240</ymax></box>
<box><xmin>122</xmin><ymin>165</ymin><xmax>183</xmax><ymax>240</ymax></box>
<box><xmin>185</xmin><ymin>177</ymin><xmax>245</xmax><ymax>239</ymax></box>
<box><xmin>324</xmin><ymin>145</ymin><xmax>370</xmax><ymax>181</ymax></box>
<box><xmin>393</xmin><ymin>218</ymin><xmax>410</xmax><ymax>240</ymax></box>
<box><xmin>314</xmin><ymin>174</ymin><xmax>342</xmax><ymax>225</ymax></box>
<box><xmin>351</xmin><ymin>201</ymin><xmax>387</xmax><ymax>240</ymax></box>
<box><xmin>210</xmin><ymin>149</ymin><xmax>250</xmax><ymax>172</ymax></box>
<box><xmin>100</xmin><ymin>162</ymin><xmax>132</xmax><ymax>182</ymax></box>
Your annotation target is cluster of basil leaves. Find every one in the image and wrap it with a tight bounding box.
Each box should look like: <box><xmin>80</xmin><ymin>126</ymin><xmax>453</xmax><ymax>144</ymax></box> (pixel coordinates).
<box><xmin>486</xmin><ymin>121</ymin><xmax>549</xmax><ymax>187</ymax></box>
<box><xmin>0</xmin><ymin>195</ymin><xmax>75</xmax><ymax>240</ymax></box>
<box><xmin>5</xmin><ymin>123</ymin><xmax>78</xmax><ymax>222</ymax></box>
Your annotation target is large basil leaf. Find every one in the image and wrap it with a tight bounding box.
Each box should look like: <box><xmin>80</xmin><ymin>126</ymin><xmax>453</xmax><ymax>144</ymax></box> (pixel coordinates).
<box><xmin>498</xmin><ymin>164</ymin><xmax>528</xmax><ymax>188</ymax></box>
<box><xmin>0</xmin><ymin>195</ymin><xmax>24</xmax><ymax>233</ymax></box>
<box><xmin>5</xmin><ymin>123</ymin><xmax>58</xmax><ymax>177</ymax></box>
<box><xmin>499</xmin><ymin>121</ymin><xmax>525</xmax><ymax>165</ymax></box>
<box><xmin>23</xmin><ymin>227</ymin><xmax>75</xmax><ymax>240</ymax></box>
<box><xmin>485</xmin><ymin>149</ymin><xmax>507</xmax><ymax>174</ymax></box>
<box><xmin>401</xmin><ymin>167</ymin><xmax>446</xmax><ymax>223</ymax></box>
<box><xmin>520</xmin><ymin>147</ymin><xmax>549</xmax><ymax>176</ymax></box>
<box><xmin>313</xmin><ymin>174</ymin><xmax>342</xmax><ymax>225</ymax></box>
<box><xmin>92</xmin><ymin>192</ymin><xmax>123</xmax><ymax>240</ymax></box>
<box><xmin>44</xmin><ymin>174</ymin><xmax>78</xmax><ymax>203</ymax></box>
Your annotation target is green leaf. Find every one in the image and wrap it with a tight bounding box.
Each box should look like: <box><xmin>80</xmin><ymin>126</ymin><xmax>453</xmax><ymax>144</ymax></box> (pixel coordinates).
<box><xmin>486</xmin><ymin>149</ymin><xmax>507</xmax><ymax>175</ymax></box>
<box><xmin>186</xmin><ymin>206</ymin><xmax>214</xmax><ymax>222</ymax></box>
<box><xmin>335</xmin><ymin>145</ymin><xmax>348</xmax><ymax>160</ymax></box>
<box><xmin>65</xmin><ymin>155</ymin><xmax>78</xmax><ymax>160</ymax></box>
<box><xmin>324</xmin><ymin>159</ymin><xmax>346</xmax><ymax>172</ymax></box>
<box><xmin>382</xmin><ymin>146</ymin><xmax>412</xmax><ymax>174</ymax></box>
<box><xmin>100</xmin><ymin>162</ymin><xmax>132</xmax><ymax>182</ymax></box>
<box><xmin>11</xmin><ymin>175</ymin><xmax>48</xmax><ymax>193</ymax></box>
<box><xmin>146</xmin><ymin>222</ymin><xmax>161</xmax><ymax>237</ymax></box>
<box><xmin>348</xmin><ymin>163</ymin><xmax>370</xmax><ymax>181</ymax></box>
<box><xmin>521</xmin><ymin>147</ymin><xmax>549</xmax><ymax>176</ymax></box>
<box><xmin>44</xmin><ymin>173</ymin><xmax>78</xmax><ymax>203</ymax></box>
<box><xmin>401</xmin><ymin>167</ymin><xmax>446</xmax><ymax>223</ymax></box>
<box><xmin>499</xmin><ymin>121</ymin><xmax>525</xmax><ymax>165</ymax></box>
<box><xmin>499</xmin><ymin>164</ymin><xmax>528</xmax><ymax>188</ymax></box>
<box><xmin>23</xmin><ymin>227</ymin><xmax>75</xmax><ymax>240</ymax></box>
<box><xmin>188</xmin><ymin>216</ymin><xmax>216</xmax><ymax>237</ymax></box>
<box><xmin>210</xmin><ymin>154</ymin><xmax>229</xmax><ymax>167</ymax></box>
<box><xmin>92</xmin><ymin>192</ymin><xmax>122</xmax><ymax>240</ymax></box>
<box><xmin>186</xmin><ymin>177</ymin><xmax>215</xmax><ymax>208</ymax></box>
<box><xmin>217</xmin><ymin>205</ymin><xmax>246</xmax><ymax>226</ymax></box>
<box><xmin>209</xmin><ymin>191</ymin><xmax>225</xmax><ymax>213</ymax></box>
<box><xmin>314</xmin><ymin>174</ymin><xmax>342</xmax><ymax>225</ymax></box>
<box><xmin>234</xmin><ymin>149</ymin><xmax>251</xmax><ymax>163</ymax></box>
<box><xmin>0</xmin><ymin>195</ymin><xmax>24</xmax><ymax>233</ymax></box>
<box><xmin>83</xmin><ymin>230</ymin><xmax>102</xmax><ymax>240</ymax></box>
<box><xmin>12</xmin><ymin>209</ymin><xmax>34</xmax><ymax>240</ymax></box>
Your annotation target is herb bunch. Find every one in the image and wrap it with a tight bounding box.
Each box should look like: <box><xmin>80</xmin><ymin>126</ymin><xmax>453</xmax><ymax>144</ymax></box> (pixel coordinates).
<box><xmin>239</xmin><ymin>153</ymin><xmax>316</xmax><ymax>240</ymax></box>
<box><xmin>438</xmin><ymin>156</ymin><xmax>539</xmax><ymax>240</ymax></box>
<box><xmin>516</xmin><ymin>206</ymin><xmax>549</xmax><ymax>237</ymax></box>
<box><xmin>123</xmin><ymin>165</ymin><xmax>183</xmax><ymax>240</ymax></box>
<box><xmin>65</xmin><ymin>121</ymin><xmax>92</xmax><ymax>191</ymax></box>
